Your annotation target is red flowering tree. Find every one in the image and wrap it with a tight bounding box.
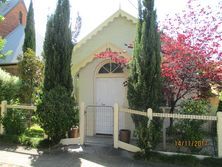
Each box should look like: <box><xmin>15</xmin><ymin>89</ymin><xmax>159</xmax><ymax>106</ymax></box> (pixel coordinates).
<box><xmin>160</xmin><ymin>0</ymin><xmax>222</xmax><ymax>116</ymax></box>
<box><xmin>95</xmin><ymin>48</ymin><xmax>129</xmax><ymax>64</ymax></box>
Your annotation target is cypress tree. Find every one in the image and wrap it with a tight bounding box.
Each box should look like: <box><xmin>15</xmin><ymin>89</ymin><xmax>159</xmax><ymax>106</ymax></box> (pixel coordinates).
<box><xmin>43</xmin><ymin>0</ymin><xmax>73</xmax><ymax>93</ymax></box>
<box><xmin>23</xmin><ymin>0</ymin><xmax>36</xmax><ymax>52</ymax></box>
<box><xmin>38</xmin><ymin>0</ymin><xmax>77</xmax><ymax>143</ymax></box>
<box><xmin>128</xmin><ymin>0</ymin><xmax>161</xmax><ymax>120</ymax></box>
<box><xmin>19</xmin><ymin>0</ymin><xmax>42</xmax><ymax>104</ymax></box>
<box><xmin>127</xmin><ymin>0</ymin><xmax>162</xmax><ymax>150</ymax></box>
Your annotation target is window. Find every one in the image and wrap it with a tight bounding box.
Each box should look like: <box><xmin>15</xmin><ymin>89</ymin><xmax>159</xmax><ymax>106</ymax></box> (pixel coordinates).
<box><xmin>19</xmin><ymin>11</ymin><xmax>23</xmax><ymax>24</ymax></box>
<box><xmin>98</xmin><ymin>62</ymin><xmax>123</xmax><ymax>74</ymax></box>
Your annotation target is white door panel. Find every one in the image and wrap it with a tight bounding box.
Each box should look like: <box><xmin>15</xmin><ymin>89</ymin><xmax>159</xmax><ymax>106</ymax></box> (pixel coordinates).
<box><xmin>96</xmin><ymin>78</ymin><xmax>125</xmax><ymax>134</ymax></box>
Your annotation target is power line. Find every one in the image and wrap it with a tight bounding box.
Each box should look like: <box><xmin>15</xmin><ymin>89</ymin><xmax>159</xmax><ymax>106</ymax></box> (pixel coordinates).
<box><xmin>127</xmin><ymin>0</ymin><xmax>137</xmax><ymax>10</ymax></box>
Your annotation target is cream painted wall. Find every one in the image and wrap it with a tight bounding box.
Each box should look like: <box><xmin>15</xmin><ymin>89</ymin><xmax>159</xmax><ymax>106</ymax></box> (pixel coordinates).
<box><xmin>78</xmin><ymin>59</ymin><xmax>101</xmax><ymax>136</ymax></box>
<box><xmin>78</xmin><ymin>59</ymin><xmax>102</xmax><ymax>105</ymax></box>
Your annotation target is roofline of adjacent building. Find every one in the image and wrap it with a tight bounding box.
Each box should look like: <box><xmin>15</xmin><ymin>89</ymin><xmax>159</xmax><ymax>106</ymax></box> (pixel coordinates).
<box><xmin>2</xmin><ymin>0</ymin><xmax>27</xmax><ymax>17</ymax></box>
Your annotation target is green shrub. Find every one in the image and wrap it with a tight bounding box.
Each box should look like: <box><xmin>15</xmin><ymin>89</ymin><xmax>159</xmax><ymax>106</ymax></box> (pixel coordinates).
<box><xmin>30</xmin><ymin>115</ymin><xmax>40</xmax><ymax>125</ymax></box>
<box><xmin>0</xmin><ymin>134</ymin><xmax>20</xmax><ymax>144</ymax></box>
<box><xmin>174</xmin><ymin>99</ymin><xmax>209</xmax><ymax>153</ymax></box>
<box><xmin>218</xmin><ymin>92</ymin><xmax>222</xmax><ymax>112</ymax></box>
<box><xmin>24</xmin><ymin>124</ymin><xmax>44</xmax><ymax>138</ymax></box>
<box><xmin>218</xmin><ymin>100</ymin><xmax>222</xmax><ymax>112</ymax></box>
<box><xmin>18</xmin><ymin>49</ymin><xmax>44</xmax><ymax>104</ymax></box>
<box><xmin>135</xmin><ymin>118</ymin><xmax>161</xmax><ymax>154</ymax></box>
<box><xmin>37</xmin><ymin>86</ymin><xmax>78</xmax><ymax>143</ymax></box>
<box><xmin>0</xmin><ymin>124</ymin><xmax>45</xmax><ymax>147</ymax></box>
<box><xmin>2</xmin><ymin>108</ymin><xmax>27</xmax><ymax>135</ymax></box>
<box><xmin>18</xmin><ymin>134</ymin><xmax>43</xmax><ymax>148</ymax></box>
<box><xmin>38</xmin><ymin>138</ymin><xmax>54</xmax><ymax>148</ymax></box>
<box><xmin>0</xmin><ymin>68</ymin><xmax>21</xmax><ymax>101</ymax></box>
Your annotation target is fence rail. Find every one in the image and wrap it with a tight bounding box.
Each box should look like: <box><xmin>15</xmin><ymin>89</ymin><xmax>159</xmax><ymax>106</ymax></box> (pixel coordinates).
<box><xmin>152</xmin><ymin>113</ymin><xmax>217</xmax><ymax>120</ymax></box>
<box><xmin>0</xmin><ymin>101</ymin><xmax>36</xmax><ymax>135</ymax></box>
<box><xmin>120</xmin><ymin>107</ymin><xmax>217</xmax><ymax>121</ymax></box>
<box><xmin>6</xmin><ymin>104</ymin><xmax>37</xmax><ymax>111</ymax></box>
<box><xmin>116</xmin><ymin>105</ymin><xmax>222</xmax><ymax>158</ymax></box>
<box><xmin>120</xmin><ymin>108</ymin><xmax>147</xmax><ymax>116</ymax></box>
<box><xmin>0</xmin><ymin>104</ymin><xmax>36</xmax><ymax>111</ymax></box>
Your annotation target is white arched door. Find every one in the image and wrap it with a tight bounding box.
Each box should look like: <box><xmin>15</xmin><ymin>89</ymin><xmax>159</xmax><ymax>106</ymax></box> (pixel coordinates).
<box><xmin>95</xmin><ymin>62</ymin><xmax>125</xmax><ymax>135</ymax></box>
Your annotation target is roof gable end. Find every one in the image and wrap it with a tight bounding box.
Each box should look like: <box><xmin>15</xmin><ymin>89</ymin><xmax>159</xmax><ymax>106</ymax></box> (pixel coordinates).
<box><xmin>74</xmin><ymin>9</ymin><xmax>137</xmax><ymax>51</ymax></box>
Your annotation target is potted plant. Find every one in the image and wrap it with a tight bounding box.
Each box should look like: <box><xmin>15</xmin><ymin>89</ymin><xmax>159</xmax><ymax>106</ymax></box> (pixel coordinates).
<box><xmin>68</xmin><ymin>126</ymin><xmax>79</xmax><ymax>138</ymax></box>
<box><xmin>68</xmin><ymin>112</ymin><xmax>80</xmax><ymax>138</ymax></box>
<box><xmin>119</xmin><ymin>129</ymin><xmax>131</xmax><ymax>143</ymax></box>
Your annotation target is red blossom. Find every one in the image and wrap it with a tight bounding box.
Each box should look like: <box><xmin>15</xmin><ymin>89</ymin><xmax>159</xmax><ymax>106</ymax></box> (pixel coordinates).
<box><xmin>95</xmin><ymin>48</ymin><xmax>129</xmax><ymax>64</ymax></box>
<box><xmin>160</xmin><ymin>0</ymin><xmax>222</xmax><ymax>107</ymax></box>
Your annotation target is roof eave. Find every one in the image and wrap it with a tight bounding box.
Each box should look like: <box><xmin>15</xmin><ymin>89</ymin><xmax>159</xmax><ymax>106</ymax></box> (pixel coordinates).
<box><xmin>73</xmin><ymin>9</ymin><xmax>137</xmax><ymax>52</ymax></box>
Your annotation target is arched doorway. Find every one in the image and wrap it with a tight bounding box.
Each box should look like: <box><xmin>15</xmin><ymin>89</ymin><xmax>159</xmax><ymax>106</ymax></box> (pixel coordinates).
<box><xmin>95</xmin><ymin>61</ymin><xmax>126</xmax><ymax>134</ymax></box>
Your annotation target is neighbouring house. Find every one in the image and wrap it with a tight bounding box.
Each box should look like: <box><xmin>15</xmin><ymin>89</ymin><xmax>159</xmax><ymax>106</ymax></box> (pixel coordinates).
<box><xmin>72</xmin><ymin>9</ymin><xmax>137</xmax><ymax>136</ymax></box>
<box><xmin>0</xmin><ymin>0</ymin><xmax>27</xmax><ymax>75</ymax></box>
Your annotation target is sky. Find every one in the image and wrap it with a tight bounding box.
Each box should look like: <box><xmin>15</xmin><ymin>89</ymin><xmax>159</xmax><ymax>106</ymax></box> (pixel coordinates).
<box><xmin>23</xmin><ymin>0</ymin><xmax>189</xmax><ymax>55</ymax></box>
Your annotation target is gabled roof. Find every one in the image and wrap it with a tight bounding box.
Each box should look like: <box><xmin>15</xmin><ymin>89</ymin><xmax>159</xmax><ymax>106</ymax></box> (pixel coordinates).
<box><xmin>0</xmin><ymin>0</ymin><xmax>20</xmax><ymax>16</ymax></box>
<box><xmin>74</xmin><ymin>9</ymin><xmax>137</xmax><ymax>51</ymax></box>
<box><xmin>0</xmin><ymin>24</ymin><xmax>25</xmax><ymax>65</ymax></box>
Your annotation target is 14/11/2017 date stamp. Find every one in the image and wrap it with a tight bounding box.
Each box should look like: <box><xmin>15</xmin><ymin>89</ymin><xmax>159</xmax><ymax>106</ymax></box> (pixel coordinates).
<box><xmin>175</xmin><ymin>140</ymin><xmax>208</xmax><ymax>147</ymax></box>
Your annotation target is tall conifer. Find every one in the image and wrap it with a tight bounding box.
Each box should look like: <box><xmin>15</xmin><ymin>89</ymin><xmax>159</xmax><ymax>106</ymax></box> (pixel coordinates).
<box><xmin>128</xmin><ymin>0</ymin><xmax>161</xmax><ymax>122</ymax></box>
<box><xmin>38</xmin><ymin>0</ymin><xmax>77</xmax><ymax>143</ymax></box>
<box><xmin>23</xmin><ymin>0</ymin><xmax>35</xmax><ymax>52</ymax></box>
<box><xmin>43</xmin><ymin>0</ymin><xmax>73</xmax><ymax>93</ymax></box>
<box><xmin>127</xmin><ymin>0</ymin><xmax>162</xmax><ymax>150</ymax></box>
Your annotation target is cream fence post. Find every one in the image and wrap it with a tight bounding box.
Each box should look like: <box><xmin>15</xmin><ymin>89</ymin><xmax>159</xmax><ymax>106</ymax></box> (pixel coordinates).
<box><xmin>162</xmin><ymin>107</ymin><xmax>166</xmax><ymax>150</ymax></box>
<box><xmin>0</xmin><ymin>101</ymin><xmax>7</xmax><ymax>135</ymax></box>
<box><xmin>114</xmin><ymin>103</ymin><xmax>119</xmax><ymax>149</ymax></box>
<box><xmin>217</xmin><ymin>112</ymin><xmax>222</xmax><ymax>158</ymax></box>
<box><xmin>80</xmin><ymin>102</ymin><xmax>85</xmax><ymax>145</ymax></box>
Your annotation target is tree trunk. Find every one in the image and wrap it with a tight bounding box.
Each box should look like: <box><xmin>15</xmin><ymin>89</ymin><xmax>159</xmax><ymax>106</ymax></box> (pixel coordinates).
<box><xmin>169</xmin><ymin>101</ymin><xmax>176</xmax><ymax>129</ymax></box>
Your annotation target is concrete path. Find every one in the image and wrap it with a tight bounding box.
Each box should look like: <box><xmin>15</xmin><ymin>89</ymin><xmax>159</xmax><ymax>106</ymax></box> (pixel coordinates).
<box><xmin>0</xmin><ymin>142</ymin><xmax>182</xmax><ymax>167</ymax></box>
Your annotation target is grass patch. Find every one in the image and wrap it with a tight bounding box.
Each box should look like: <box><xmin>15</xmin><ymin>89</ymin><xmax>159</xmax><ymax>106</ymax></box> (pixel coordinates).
<box><xmin>135</xmin><ymin>151</ymin><xmax>222</xmax><ymax>167</ymax></box>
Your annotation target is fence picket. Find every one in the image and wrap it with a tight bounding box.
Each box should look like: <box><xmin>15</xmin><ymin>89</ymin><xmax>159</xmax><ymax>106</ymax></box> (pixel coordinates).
<box><xmin>118</xmin><ymin>107</ymin><xmax>220</xmax><ymax>157</ymax></box>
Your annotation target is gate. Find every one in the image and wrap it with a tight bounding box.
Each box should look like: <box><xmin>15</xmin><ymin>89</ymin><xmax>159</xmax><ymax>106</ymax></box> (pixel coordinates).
<box><xmin>86</xmin><ymin>105</ymin><xmax>114</xmax><ymax>135</ymax></box>
<box><xmin>83</xmin><ymin>105</ymin><xmax>114</xmax><ymax>145</ymax></box>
